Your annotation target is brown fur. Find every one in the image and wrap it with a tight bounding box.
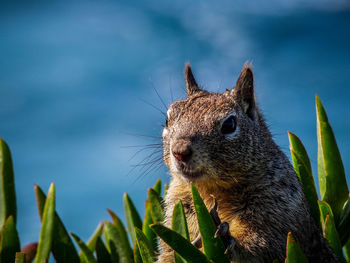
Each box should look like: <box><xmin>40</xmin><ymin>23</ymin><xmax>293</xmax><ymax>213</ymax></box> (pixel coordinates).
<box><xmin>158</xmin><ymin>63</ymin><xmax>340</xmax><ymax>263</ymax></box>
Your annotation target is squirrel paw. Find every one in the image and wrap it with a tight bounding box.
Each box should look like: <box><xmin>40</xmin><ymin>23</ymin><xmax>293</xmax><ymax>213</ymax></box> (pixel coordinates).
<box><xmin>210</xmin><ymin>199</ymin><xmax>236</xmax><ymax>255</ymax></box>
<box><xmin>215</xmin><ymin>222</ymin><xmax>236</xmax><ymax>254</ymax></box>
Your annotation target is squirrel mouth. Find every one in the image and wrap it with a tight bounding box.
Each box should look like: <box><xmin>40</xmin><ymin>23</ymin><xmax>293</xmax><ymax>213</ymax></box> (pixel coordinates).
<box><xmin>174</xmin><ymin>162</ymin><xmax>203</xmax><ymax>179</ymax></box>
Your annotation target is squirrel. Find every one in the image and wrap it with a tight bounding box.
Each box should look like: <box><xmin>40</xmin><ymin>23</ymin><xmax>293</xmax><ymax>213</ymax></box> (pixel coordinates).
<box><xmin>158</xmin><ymin>63</ymin><xmax>340</xmax><ymax>262</ymax></box>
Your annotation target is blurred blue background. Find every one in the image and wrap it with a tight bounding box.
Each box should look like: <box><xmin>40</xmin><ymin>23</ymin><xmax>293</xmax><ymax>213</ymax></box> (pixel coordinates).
<box><xmin>1</xmin><ymin>0</ymin><xmax>349</xmax><ymax>247</ymax></box>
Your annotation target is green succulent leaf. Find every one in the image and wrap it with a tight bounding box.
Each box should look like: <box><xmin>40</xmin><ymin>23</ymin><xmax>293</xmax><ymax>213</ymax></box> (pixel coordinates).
<box><xmin>35</xmin><ymin>185</ymin><xmax>80</xmax><ymax>263</ymax></box>
<box><xmin>103</xmin><ymin>227</ymin><xmax>119</xmax><ymax>263</ymax></box>
<box><xmin>148</xmin><ymin>188</ymin><xmax>164</xmax><ymax>223</ymax></box>
<box><xmin>172</xmin><ymin>201</ymin><xmax>190</xmax><ymax>263</ymax></box>
<box><xmin>123</xmin><ymin>193</ymin><xmax>143</xmax><ymax>245</ymax></box>
<box><xmin>338</xmin><ymin>196</ymin><xmax>350</xmax><ymax>245</ymax></box>
<box><xmin>70</xmin><ymin>232</ymin><xmax>98</xmax><ymax>263</ymax></box>
<box><xmin>174</xmin><ymin>252</ymin><xmax>187</xmax><ymax>263</ymax></box>
<box><xmin>95</xmin><ymin>237</ymin><xmax>112</xmax><ymax>263</ymax></box>
<box><xmin>150</xmin><ymin>223</ymin><xmax>210</xmax><ymax>263</ymax></box>
<box><xmin>153</xmin><ymin>179</ymin><xmax>162</xmax><ymax>196</ymax></box>
<box><xmin>323</xmin><ymin>214</ymin><xmax>344</xmax><ymax>262</ymax></box>
<box><xmin>318</xmin><ymin>200</ymin><xmax>334</xmax><ymax>231</ymax></box>
<box><xmin>35</xmin><ymin>183</ymin><xmax>55</xmax><ymax>263</ymax></box>
<box><xmin>107</xmin><ymin>210</ymin><xmax>134</xmax><ymax>262</ymax></box>
<box><xmin>285</xmin><ymin>232</ymin><xmax>308</xmax><ymax>263</ymax></box>
<box><xmin>20</xmin><ymin>243</ymin><xmax>37</xmax><ymax>263</ymax></box>
<box><xmin>135</xmin><ymin>227</ymin><xmax>154</xmax><ymax>263</ymax></box>
<box><xmin>288</xmin><ymin>132</ymin><xmax>313</xmax><ymax>177</ymax></box>
<box><xmin>133</xmin><ymin>241</ymin><xmax>142</xmax><ymax>263</ymax></box>
<box><xmin>316</xmin><ymin>95</ymin><xmax>349</xmax><ymax>224</ymax></box>
<box><xmin>318</xmin><ymin>201</ymin><xmax>344</xmax><ymax>261</ymax></box>
<box><xmin>344</xmin><ymin>239</ymin><xmax>350</xmax><ymax>263</ymax></box>
<box><xmin>191</xmin><ymin>184</ymin><xmax>229</xmax><ymax>263</ymax></box>
<box><xmin>0</xmin><ymin>216</ymin><xmax>20</xmax><ymax>263</ymax></box>
<box><xmin>172</xmin><ymin>200</ymin><xmax>190</xmax><ymax>241</ymax></box>
<box><xmin>0</xmin><ymin>139</ymin><xmax>17</xmax><ymax>228</ymax></box>
<box><xmin>142</xmin><ymin>201</ymin><xmax>158</xmax><ymax>252</ymax></box>
<box><xmin>15</xmin><ymin>252</ymin><xmax>25</xmax><ymax>263</ymax></box>
<box><xmin>288</xmin><ymin>132</ymin><xmax>320</xmax><ymax>227</ymax></box>
<box><xmin>104</xmin><ymin>221</ymin><xmax>133</xmax><ymax>263</ymax></box>
<box><xmin>86</xmin><ymin>222</ymin><xmax>104</xmax><ymax>254</ymax></box>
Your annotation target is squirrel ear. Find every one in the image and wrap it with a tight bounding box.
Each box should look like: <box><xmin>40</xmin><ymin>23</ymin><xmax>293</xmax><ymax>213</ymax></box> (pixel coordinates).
<box><xmin>232</xmin><ymin>63</ymin><xmax>256</xmax><ymax>120</ymax></box>
<box><xmin>184</xmin><ymin>63</ymin><xmax>202</xmax><ymax>96</ymax></box>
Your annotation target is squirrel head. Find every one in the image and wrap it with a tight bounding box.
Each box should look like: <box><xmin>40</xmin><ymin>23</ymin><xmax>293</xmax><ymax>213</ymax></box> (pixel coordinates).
<box><xmin>162</xmin><ymin>63</ymin><xmax>272</xmax><ymax>186</ymax></box>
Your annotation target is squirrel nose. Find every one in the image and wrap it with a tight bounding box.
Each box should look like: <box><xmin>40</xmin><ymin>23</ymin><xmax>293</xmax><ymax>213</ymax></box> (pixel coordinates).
<box><xmin>172</xmin><ymin>144</ymin><xmax>193</xmax><ymax>163</ymax></box>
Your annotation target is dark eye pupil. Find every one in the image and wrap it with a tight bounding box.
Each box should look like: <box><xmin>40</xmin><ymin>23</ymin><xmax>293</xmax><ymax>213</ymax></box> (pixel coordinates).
<box><xmin>221</xmin><ymin>116</ymin><xmax>236</xmax><ymax>134</ymax></box>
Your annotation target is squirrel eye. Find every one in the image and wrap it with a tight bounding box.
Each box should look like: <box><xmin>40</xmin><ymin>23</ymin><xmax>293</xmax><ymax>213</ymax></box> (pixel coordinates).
<box><xmin>165</xmin><ymin>118</ymin><xmax>168</xmax><ymax>127</ymax></box>
<box><xmin>221</xmin><ymin>116</ymin><xmax>236</xmax><ymax>135</ymax></box>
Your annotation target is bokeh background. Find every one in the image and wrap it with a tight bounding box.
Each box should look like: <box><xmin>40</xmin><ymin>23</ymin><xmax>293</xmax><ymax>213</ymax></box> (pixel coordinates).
<box><xmin>1</xmin><ymin>0</ymin><xmax>350</xmax><ymax>246</ymax></box>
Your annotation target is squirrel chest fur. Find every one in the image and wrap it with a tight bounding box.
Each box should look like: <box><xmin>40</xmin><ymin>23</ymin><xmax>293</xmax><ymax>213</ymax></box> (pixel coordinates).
<box><xmin>158</xmin><ymin>63</ymin><xmax>339</xmax><ymax>263</ymax></box>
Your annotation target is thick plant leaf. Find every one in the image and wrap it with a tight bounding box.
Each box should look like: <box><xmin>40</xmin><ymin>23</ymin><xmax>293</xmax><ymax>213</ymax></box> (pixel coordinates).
<box><xmin>103</xmin><ymin>229</ymin><xmax>119</xmax><ymax>263</ymax></box>
<box><xmin>35</xmin><ymin>183</ymin><xmax>55</xmax><ymax>263</ymax></box>
<box><xmin>107</xmin><ymin>210</ymin><xmax>133</xmax><ymax>262</ymax></box>
<box><xmin>191</xmin><ymin>184</ymin><xmax>229</xmax><ymax>263</ymax></box>
<box><xmin>318</xmin><ymin>201</ymin><xmax>344</xmax><ymax>261</ymax></box>
<box><xmin>142</xmin><ymin>201</ymin><xmax>157</xmax><ymax>252</ymax></box>
<box><xmin>0</xmin><ymin>139</ymin><xmax>17</xmax><ymax>227</ymax></box>
<box><xmin>323</xmin><ymin>214</ymin><xmax>344</xmax><ymax>262</ymax></box>
<box><xmin>172</xmin><ymin>200</ymin><xmax>189</xmax><ymax>241</ymax></box>
<box><xmin>153</xmin><ymin>179</ymin><xmax>162</xmax><ymax>196</ymax></box>
<box><xmin>70</xmin><ymin>233</ymin><xmax>98</xmax><ymax>263</ymax></box>
<box><xmin>318</xmin><ymin>200</ymin><xmax>334</xmax><ymax>231</ymax></box>
<box><xmin>123</xmin><ymin>193</ymin><xmax>143</xmax><ymax>245</ymax></box>
<box><xmin>148</xmin><ymin>188</ymin><xmax>164</xmax><ymax>223</ymax></box>
<box><xmin>316</xmin><ymin>95</ymin><xmax>348</xmax><ymax>224</ymax></box>
<box><xmin>344</xmin><ymin>239</ymin><xmax>350</xmax><ymax>263</ymax></box>
<box><xmin>338</xmin><ymin>196</ymin><xmax>350</xmax><ymax>245</ymax></box>
<box><xmin>288</xmin><ymin>132</ymin><xmax>320</xmax><ymax>227</ymax></box>
<box><xmin>0</xmin><ymin>216</ymin><xmax>20</xmax><ymax>263</ymax></box>
<box><xmin>135</xmin><ymin>227</ymin><xmax>154</xmax><ymax>263</ymax></box>
<box><xmin>174</xmin><ymin>251</ymin><xmax>187</xmax><ymax>263</ymax></box>
<box><xmin>86</xmin><ymin>222</ymin><xmax>104</xmax><ymax>253</ymax></box>
<box><xmin>174</xmin><ymin>252</ymin><xmax>187</xmax><ymax>263</ymax></box>
<box><xmin>15</xmin><ymin>252</ymin><xmax>25</xmax><ymax>263</ymax></box>
<box><xmin>172</xmin><ymin>201</ymin><xmax>189</xmax><ymax>263</ymax></box>
<box><xmin>133</xmin><ymin>241</ymin><xmax>142</xmax><ymax>263</ymax></box>
<box><xmin>35</xmin><ymin>185</ymin><xmax>80</xmax><ymax>263</ymax></box>
<box><xmin>21</xmin><ymin>242</ymin><xmax>37</xmax><ymax>263</ymax></box>
<box><xmin>104</xmin><ymin>221</ymin><xmax>133</xmax><ymax>263</ymax></box>
<box><xmin>95</xmin><ymin>237</ymin><xmax>112</xmax><ymax>263</ymax></box>
<box><xmin>150</xmin><ymin>223</ymin><xmax>210</xmax><ymax>263</ymax></box>
<box><xmin>285</xmin><ymin>232</ymin><xmax>308</xmax><ymax>263</ymax></box>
